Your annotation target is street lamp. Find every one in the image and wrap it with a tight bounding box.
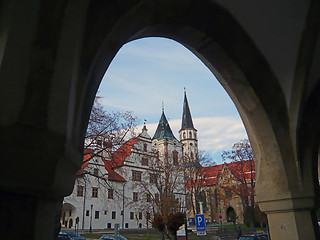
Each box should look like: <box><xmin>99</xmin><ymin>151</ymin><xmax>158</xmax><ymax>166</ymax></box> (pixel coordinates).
<box><xmin>122</xmin><ymin>182</ymin><xmax>126</xmax><ymax>229</ymax></box>
<box><xmin>89</xmin><ymin>204</ymin><xmax>93</xmax><ymax>233</ymax></box>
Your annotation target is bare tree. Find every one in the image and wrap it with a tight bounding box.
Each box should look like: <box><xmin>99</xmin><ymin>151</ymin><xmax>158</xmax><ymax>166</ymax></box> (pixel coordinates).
<box><xmin>221</xmin><ymin>139</ymin><xmax>255</xmax><ymax>227</ymax></box>
<box><xmin>133</xmin><ymin>147</ymin><xmax>186</xmax><ymax>240</ymax></box>
<box><xmin>77</xmin><ymin>95</ymin><xmax>138</xmax><ymax>193</ymax></box>
<box><xmin>85</xmin><ymin>95</ymin><xmax>138</xmax><ymax>160</ymax></box>
<box><xmin>185</xmin><ymin>150</ymin><xmax>216</xmax><ymax>217</ymax></box>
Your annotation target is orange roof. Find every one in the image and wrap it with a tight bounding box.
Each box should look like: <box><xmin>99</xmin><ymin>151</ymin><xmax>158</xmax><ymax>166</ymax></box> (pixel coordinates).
<box><xmin>77</xmin><ymin>148</ymin><xmax>94</xmax><ymax>175</ymax></box>
<box><xmin>103</xmin><ymin>160</ymin><xmax>126</xmax><ymax>182</ymax></box>
<box><xmin>110</xmin><ymin>137</ymin><xmax>139</xmax><ymax>167</ymax></box>
<box><xmin>187</xmin><ymin>160</ymin><xmax>255</xmax><ymax>188</ymax></box>
<box><xmin>77</xmin><ymin>137</ymin><xmax>139</xmax><ymax>181</ymax></box>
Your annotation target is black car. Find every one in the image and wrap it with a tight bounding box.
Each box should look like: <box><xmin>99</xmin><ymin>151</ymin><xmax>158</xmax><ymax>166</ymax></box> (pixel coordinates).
<box><xmin>60</xmin><ymin>231</ymin><xmax>87</xmax><ymax>240</ymax></box>
<box><xmin>239</xmin><ymin>233</ymin><xmax>268</xmax><ymax>240</ymax></box>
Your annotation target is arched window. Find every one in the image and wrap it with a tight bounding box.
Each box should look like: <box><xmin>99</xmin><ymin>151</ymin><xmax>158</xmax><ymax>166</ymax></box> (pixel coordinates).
<box><xmin>183</xmin><ymin>132</ymin><xmax>186</xmax><ymax>139</ymax></box>
<box><xmin>143</xmin><ymin>143</ymin><xmax>147</xmax><ymax>152</ymax></box>
<box><xmin>194</xmin><ymin>132</ymin><xmax>197</xmax><ymax>138</ymax></box>
<box><xmin>189</xmin><ymin>131</ymin><xmax>192</xmax><ymax>138</ymax></box>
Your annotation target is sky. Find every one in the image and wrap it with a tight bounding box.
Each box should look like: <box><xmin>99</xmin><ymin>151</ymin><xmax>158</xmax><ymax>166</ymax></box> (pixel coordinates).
<box><xmin>98</xmin><ymin>37</ymin><xmax>248</xmax><ymax>164</ymax></box>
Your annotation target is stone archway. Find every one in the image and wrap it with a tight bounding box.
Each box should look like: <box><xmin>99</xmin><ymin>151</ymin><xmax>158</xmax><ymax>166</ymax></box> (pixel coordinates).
<box><xmin>61</xmin><ymin>203</ymin><xmax>77</xmax><ymax>229</ymax></box>
<box><xmin>226</xmin><ymin>207</ymin><xmax>236</xmax><ymax>223</ymax></box>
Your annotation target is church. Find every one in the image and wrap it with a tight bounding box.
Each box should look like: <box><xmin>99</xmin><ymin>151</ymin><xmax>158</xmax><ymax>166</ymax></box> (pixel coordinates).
<box><xmin>62</xmin><ymin>92</ymin><xmax>198</xmax><ymax>230</ymax></box>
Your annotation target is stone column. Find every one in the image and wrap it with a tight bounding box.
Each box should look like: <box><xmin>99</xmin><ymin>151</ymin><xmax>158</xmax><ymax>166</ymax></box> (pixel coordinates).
<box><xmin>258</xmin><ymin>197</ymin><xmax>318</xmax><ymax>240</ymax></box>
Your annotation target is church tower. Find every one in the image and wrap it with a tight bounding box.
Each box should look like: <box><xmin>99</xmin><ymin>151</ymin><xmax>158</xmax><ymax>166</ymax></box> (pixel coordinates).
<box><xmin>179</xmin><ymin>90</ymin><xmax>198</xmax><ymax>163</ymax></box>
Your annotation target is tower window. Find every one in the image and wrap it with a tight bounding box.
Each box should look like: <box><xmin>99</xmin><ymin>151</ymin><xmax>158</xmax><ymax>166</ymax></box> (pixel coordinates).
<box><xmin>172</xmin><ymin>151</ymin><xmax>178</xmax><ymax>166</ymax></box>
<box><xmin>143</xmin><ymin>143</ymin><xmax>147</xmax><ymax>152</ymax></box>
<box><xmin>183</xmin><ymin>132</ymin><xmax>186</xmax><ymax>139</ymax></box>
<box><xmin>189</xmin><ymin>131</ymin><xmax>192</xmax><ymax>138</ymax></box>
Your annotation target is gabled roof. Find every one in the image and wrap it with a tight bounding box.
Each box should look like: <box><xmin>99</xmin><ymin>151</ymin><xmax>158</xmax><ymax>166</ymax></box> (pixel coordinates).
<box><xmin>77</xmin><ymin>148</ymin><xmax>94</xmax><ymax>175</ymax></box>
<box><xmin>187</xmin><ymin>160</ymin><xmax>255</xmax><ymax>188</ymax></box>
<box><xmin>152</xmin><ymin>110</ymin><xmax>177</xmax><ymax>141</ymax></box>
<box><xmin>102</xmin><ymin>159</ymin><xmax>126</xmax><ymax>182</ymax></box>
<box><xmin>77</xmin><ymin>148</ymin><xmax>127</xmax><ymax>182</ymax></box>
<box><xmin>180</xmin><ymin>91</ymin><xmax>195</xmax><ymax>131</ymax></box>
<box><xmin>110</xmin><ymin>137</ymin><xmax>139</xmax><ymax>167</ymax></box>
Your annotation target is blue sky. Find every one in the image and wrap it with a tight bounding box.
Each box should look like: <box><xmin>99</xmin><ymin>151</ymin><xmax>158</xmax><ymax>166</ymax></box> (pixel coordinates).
<box><xmin>98</xmin><ymin>37</ymin><xmax>247</xmax><ymax>163</ymax></box>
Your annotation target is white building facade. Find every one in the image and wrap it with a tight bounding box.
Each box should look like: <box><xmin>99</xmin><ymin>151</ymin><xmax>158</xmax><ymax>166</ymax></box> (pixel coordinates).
<box><xmin>62</xmin><ymin>94</ymin><xmax>196</xmax><ymax>230</ymax></box>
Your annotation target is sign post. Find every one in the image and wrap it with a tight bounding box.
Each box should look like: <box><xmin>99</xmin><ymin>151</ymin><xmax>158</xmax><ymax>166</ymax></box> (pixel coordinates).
<box><xmin>195</xmin><ymin>214</ymin><xmax>206</xmax><ymax>236</ymax></box>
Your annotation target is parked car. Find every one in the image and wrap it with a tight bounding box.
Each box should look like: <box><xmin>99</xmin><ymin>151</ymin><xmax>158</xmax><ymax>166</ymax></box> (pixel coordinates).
<box><xmin>60</xmin><ymin>231</ymin><xmax>87</xmax><ymax>240</ymax></box>
<box><xmin>57</xmin><ymin>232</ymin><xmax>72</xmax><ymax>240</ymax></box>
<box><xmin>98</xmin><ymin>234</ymin><xmax>128</xmax><ymax>240</ymax></box>
<box><xmin>239</xmin><ymin>233</ymin><xmax>268</xmax><ymax>240</ymax></box>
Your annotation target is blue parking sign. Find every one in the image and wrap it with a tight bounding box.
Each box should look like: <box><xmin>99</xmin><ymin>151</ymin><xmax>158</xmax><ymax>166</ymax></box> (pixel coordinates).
<box><xmin>195</xmin><ymin>214</ymin><xmax>206</xmax><ymax>235</ymax></box>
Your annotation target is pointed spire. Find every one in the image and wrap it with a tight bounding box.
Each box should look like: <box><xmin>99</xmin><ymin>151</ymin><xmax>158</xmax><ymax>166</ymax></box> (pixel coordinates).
<box><xmin>152</xmin><ymin>109</ymin><xmax>177</xmax><ymax>140</ymax></box>
<box><xmin>181</xmin><ymin>90</ymin><xmax>195</xmax><ymax>130</ymax></box>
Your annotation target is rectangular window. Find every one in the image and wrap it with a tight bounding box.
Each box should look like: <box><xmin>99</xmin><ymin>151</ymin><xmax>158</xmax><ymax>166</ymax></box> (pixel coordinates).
<box><xmin>173</xmin><ymin>151</ymin><xmax>179</xmax><ymax>166</ymax></box>
<box><xmin>146</xmin><ymin>212</ymin><xmax>151</xmax><ymax>221</ymax></box>
<box><xmin>150</xmin><ymin>174</ymin><xmax>157</xmax><ymax>184</ymax></box>
<box><xmin>93</xmin><ymin>168</ymin><xmax>99</xmax><ymax>176</ymax></box>
<box><xmin>121</xmin><ymin>210</ymin><xmax>123</xmax><ymax>216</ymax></box>
<box><xmin>133</xmin><ymin>192</ymin><xmax>138</xmax><ymax>202</ymax></box>
<box><xmin>130</xmin><ymin>212</ymin><xmax>134</xmax><ymax>220</ymax></box>
<box><xmin>155</xmin><ymin>193</ymin><xmax>160</xmax><ymax>203</ymax></box>
<box><xmin>108</xmin><ymin>189</ymin><xmax>114</xmax><ymax>199</ymax></box>
<box><xmin>92</xmin><ymin>187</ymin><xmax>98</xmax><ymax>198</ymax></box>
<box><xmin>141</xmin><ymin>157</ymin><xmax>148</xmax><ymax>166</ymax></box>
<box><xmin>77</xmin><ymin>186</ymin><xmax>84</xmax><ymax>197</ymax></box>
<box><xmin>143</xmin><ymin>143</ymin><xmax>147</xmax><ymax>152</ymax></box>
<box><xmin>86</xmin><ymin>210</ymin><xmax>89</xmax><ymax>216</ymax></box>
<box><xmin>112</xmin><ymin>211</ymin><xmax>116</xmax><ymax>219</ymax></box>
<box><xmin>107</xmin><ymin>223</ymin><xmax>111</xmax><ymax>229</ymax></box>
<box><xmin>95</xmin><ymin>211</ymin><xmax>99</xmax><ymax>219</ymax></box>
<box><xmin>139</xmin><ymin>212</ymin><xmax>142</xmax><ymax>220</ymax></box>
<box><xmin>125</xmin><ymin>223</ymin><xmax>129</xmax><ymax>228</ymax></box>
<box><xmin>132</xmin><ymin>170</ymin><xmax>142</xmax><ymax>181</ymax></box>
<box><xmin>146</xmin><ymin>193</ymin><xmax>151</xmax><ymax>202</ymax></box>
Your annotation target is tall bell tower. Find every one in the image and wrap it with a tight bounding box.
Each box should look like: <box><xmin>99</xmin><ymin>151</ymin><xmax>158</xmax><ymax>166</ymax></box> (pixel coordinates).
<box><xmin>179</xmin><ymin>90</ymin><xmax>198</xmax><ymax>163</ymax></box>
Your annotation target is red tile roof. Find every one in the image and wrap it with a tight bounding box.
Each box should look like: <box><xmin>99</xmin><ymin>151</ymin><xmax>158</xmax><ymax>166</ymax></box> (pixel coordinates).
<box><xmin>187</xmin><ymin>160</ymin><xmax>255</xmax><ymax>188</ymax></box>
<box><xmin>78</xmin><ymin>137</ymin><xmax>139</xmax><ymax>181</ymax></box>
<box><xmin>77</xmin><ymin>148</ymin><xmax>94</xmax><ymax>175</ymax></box>
<box><xmin>110</xmin><ymin>137</ymin><xmax>139</xmax><ymax>167</ymax></box>
<box><xmin>102</xmin><ymin>159</ymin><xmax>126</xmax><ymax>182</ymax></box>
